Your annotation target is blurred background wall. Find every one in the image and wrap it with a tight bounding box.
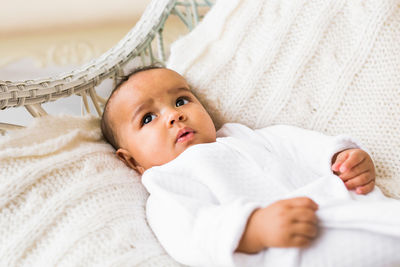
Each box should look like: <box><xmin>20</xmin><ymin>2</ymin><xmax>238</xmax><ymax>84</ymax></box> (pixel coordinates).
<box><xmin>0</xmin><ymin>0</ymin><xmax>152</xmax><ymax>70</ymax></box>
<box><xmin>0</xmin><ymin>0</ymin><xmax>185</xmax><ymax>125</ymax></box>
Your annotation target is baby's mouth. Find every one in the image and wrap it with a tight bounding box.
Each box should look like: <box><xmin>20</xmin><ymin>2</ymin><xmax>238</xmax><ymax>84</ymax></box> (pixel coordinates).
<box><xmin>176</xmin><ymin>127</ymin><xmax>195</xmax><ymax>143</ymax></box>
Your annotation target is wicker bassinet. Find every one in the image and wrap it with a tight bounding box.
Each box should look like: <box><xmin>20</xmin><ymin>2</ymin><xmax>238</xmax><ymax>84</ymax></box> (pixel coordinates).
<box><xmin>0</xmin><ymin>0</ymin><xmax>213</xmax><ymax>132</ymax></box>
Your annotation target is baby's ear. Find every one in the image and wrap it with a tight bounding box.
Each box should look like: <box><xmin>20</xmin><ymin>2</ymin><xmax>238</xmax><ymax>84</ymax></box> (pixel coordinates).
<box><xmin>116</xmin><ymin>148</ymin><xmax>145</xmax><ymax>175</ymax></box>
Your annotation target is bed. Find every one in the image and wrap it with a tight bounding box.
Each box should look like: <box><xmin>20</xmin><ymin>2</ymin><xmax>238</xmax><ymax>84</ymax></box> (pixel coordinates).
<box><xmin>1</xmin><ymin>0</ymin><xmax>399</xmax><ymax>266</ymax></box>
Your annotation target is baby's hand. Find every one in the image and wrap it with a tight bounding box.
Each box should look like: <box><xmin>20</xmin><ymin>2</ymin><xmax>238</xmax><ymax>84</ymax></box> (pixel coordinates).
<box><xmin>253</xmin><ymin>197</ymin><xmax>319</xmax><ymax>248</ymax></box>
<box><xmin>331</xmin><ymin>148</ymin><xmax>376</xmax><ymax>194</ymax></box>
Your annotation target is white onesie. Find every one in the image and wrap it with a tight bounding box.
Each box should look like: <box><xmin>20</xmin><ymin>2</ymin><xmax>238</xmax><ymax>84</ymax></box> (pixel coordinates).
<box><xmin>142</xmin><ymin>123</ymin><xmax>400</xmax><ymax>267</ymax></box>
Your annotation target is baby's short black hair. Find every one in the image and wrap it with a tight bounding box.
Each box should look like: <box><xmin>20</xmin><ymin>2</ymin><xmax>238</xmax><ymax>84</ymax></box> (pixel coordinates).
<box><xmin>101</xmin><ymin>64</ymin><xmax>163</xmax><ymax>150</ymax></box>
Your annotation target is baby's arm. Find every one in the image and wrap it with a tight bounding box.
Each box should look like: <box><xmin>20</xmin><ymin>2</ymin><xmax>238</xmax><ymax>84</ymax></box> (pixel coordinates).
<box><xmin>255</xmin><ymin>125</ymin><xmax>363</xmax><ymax>177</ymax></box>
<box><xmin>331</xmin><ymin>148</ymin><xmax>376</xmax><ymax>194</ymax></box>
<box><xmin>236</xmin><ymin>197</ymin><xmax>319</xmax><ymax>254</ymax></box>
<box><xmin>143</xmin><ymin>170</ymin><xmax>261</xmax><ymax>266</ymax></box>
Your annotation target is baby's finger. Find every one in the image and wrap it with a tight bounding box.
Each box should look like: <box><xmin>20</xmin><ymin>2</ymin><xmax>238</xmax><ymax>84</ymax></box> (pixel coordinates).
<box><xmin>344</xmin><ymin>172</ymin><xmax>372</xmax><ymax>190</ymax></box>
<box><xmin>339</xmin><ymin>150</ymin><xmax>364</xmax><ymax>173</ymax></box>
<box><xmin>290</xmin><ymin>208</ymin><xmax>318</xmax><ymax>224</ymax></box>
<box><xmin>355</xmin><ymin>181</ymin><xmax>375</xmax><ymax>195</ymax></box>
<box><xmin>290</xmin><ymin>235</ymin><xmax>312</xmax><ymax>247</ymax></box>
<box><xmin>291</xmin><ymin>223</ymin><xmax>318</xmax><ymax>239</ymax></box>
<box><xmin>338</xmin><ymin>158</ymin><xmax>367</xmax><ymax>181</ymax></box>
<box><xmin>284</xmin><ymin>197</ymin><xmax>319</xmax><ymax>210</ymax></box>
<box><xmin>331</xmin><ymin>150</ymin><xmax>349</xmax><ymax>172</ymax></box>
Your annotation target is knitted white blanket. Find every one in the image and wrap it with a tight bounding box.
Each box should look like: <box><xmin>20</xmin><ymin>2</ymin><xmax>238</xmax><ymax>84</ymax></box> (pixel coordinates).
<box><xmin>168</xmin><ymin>0</ymin><xmax>400</xmax><ymax>198</ymax></box>
<box><xmin>0</xmin><ymin>115</ymin><xmax>181</xmax><ymax>266</ymax></box>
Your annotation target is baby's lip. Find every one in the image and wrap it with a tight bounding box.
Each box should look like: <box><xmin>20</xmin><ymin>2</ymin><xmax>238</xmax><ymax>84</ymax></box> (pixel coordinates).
<box><xmin>176</xmin><ymin>127</ymin><xmax>195</xmax><ymax>143</ymax></box>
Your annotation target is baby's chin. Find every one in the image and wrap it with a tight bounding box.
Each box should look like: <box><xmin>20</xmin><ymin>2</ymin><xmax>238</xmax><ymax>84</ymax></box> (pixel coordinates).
<box><xmin>154</xmin><ymin>143</ymin><xmax>198</xmax><ymax>167</ymax></box>
<box><xmin>174</xmin><ymin>137</ymin><xmax>211</xmax><ymax>155</ymax></box>
<box><xmin>144</xmin><ymin>137</ymin><xmax>215</xmax><ymax>170</ymax></box>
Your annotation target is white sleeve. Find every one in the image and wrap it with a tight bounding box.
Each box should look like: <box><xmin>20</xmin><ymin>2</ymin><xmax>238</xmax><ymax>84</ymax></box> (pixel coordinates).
<box><xmin>142</xmin><ymin>170</ymin><xmax>260</xmax><ymax>267</ymax></box>
<box><xmin>254</xmin><ymin>124</ymin><xmax>364</xmax><ymax>177</ymax></box>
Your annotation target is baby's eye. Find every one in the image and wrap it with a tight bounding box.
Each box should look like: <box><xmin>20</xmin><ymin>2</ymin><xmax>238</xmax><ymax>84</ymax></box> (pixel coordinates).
<box><xmin>142</xmin><ymin>113</ymin><xmax>156</xmax><ymax>125</ymax></box>
<box><xmin>176</xmin><ymin>97</ymin><xmax>189</xmax><ymax>107</ymax></box>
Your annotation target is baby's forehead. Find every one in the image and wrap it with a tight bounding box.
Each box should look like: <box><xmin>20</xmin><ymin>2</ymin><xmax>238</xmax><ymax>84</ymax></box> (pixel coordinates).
<box><xmin>109</xmin><ymin>84</ymin><xmax>142</xmax><ymax>115</ymax></box>
<box><xmin>109</xmin><ymin>68</ymin><xmax>190</xmax><ymax>112</ymax></box>
<box><xmin>122</xmin><ymin>69</ymin><xmax>188</xmax><ymax>96</ymax></box>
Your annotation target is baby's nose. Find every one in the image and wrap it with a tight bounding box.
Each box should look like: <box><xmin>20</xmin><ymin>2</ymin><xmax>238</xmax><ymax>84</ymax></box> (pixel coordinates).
<box><xmin>168</xmin><ymin>110</ymin><xmax>185</xmax><ymax>125</ymax></box>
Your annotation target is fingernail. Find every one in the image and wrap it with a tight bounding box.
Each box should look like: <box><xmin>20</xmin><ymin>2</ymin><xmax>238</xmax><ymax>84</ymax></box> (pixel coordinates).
<box><xmin>333</xmin><ymin>163</ymin><xmax>340</xmax><ymax>171</ymax></box>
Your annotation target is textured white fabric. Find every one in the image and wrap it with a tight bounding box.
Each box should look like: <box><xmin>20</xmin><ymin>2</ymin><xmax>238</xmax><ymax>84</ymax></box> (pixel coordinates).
<box><xmin>0</xmin><ymin>115</ymin><xmax>181</xmax><ymax>267</ymax></box>
<box><xmin>167</xmin><ymin>0</ymin><xmax>400</xmax><ymax>199</ymax></box>
<box><xmin>142</xmin><ymin>123</ymin><xmax>400</xmax><ymax>267</ymax></box>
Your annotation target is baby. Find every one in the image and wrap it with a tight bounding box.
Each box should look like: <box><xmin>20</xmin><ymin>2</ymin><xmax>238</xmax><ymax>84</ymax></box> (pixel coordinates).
<box><xmin>101</xmin><ymin>66</ymin><xmax>400</xmax><ymax>267</ymax></box>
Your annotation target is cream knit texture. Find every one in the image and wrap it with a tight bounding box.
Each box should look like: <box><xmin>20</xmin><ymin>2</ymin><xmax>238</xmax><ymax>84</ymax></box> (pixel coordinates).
<box><xmin>167</xmin><ymin>0</ymin><xmax>400</xmax><ymax>199</ymax></box>
<box><xmin>0</xmin><ymin>115</ymin><xmax>181</xmax><ymax>266</ymax></box>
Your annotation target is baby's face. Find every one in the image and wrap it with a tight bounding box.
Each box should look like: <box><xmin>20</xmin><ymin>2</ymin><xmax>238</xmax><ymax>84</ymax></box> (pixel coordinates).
<box><xmin>109</xmin><ymin>68</ymin><xmax>216</xmax><ymax>174</ymax></box>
